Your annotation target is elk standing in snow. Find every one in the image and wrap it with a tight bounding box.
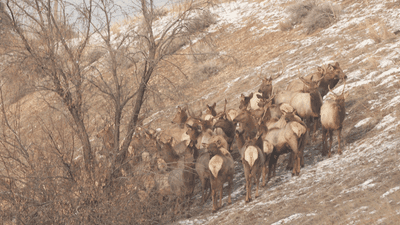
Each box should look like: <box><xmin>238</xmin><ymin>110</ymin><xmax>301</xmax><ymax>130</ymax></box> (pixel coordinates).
<box><xmin>320</xmin><ymin>83</ymin><xmax>349</xmax><ymax>157</ymax></box>
<box><xmin>208</xmin><ymin>143</ymin><xmax>234</xmax><ymax>212</ymax></box>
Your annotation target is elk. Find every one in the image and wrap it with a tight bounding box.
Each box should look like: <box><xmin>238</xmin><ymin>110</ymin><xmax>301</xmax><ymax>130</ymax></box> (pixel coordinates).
<box><xmin>195</xmin><ymin>148</ymin><xmax>211</xmax><ymax>204</ymax></box>
<box><xmin>213</xmin><ymin>117</ymin><xmax>236</xmax><ymax>151</ymax></box>
<box><xmin>96</xmin><ymin>124</ymin><xmax>115</xmax><ymax>151</ymax></box>
<box><xmin>156</xmin><ymin>137</ymin><xmax>180</xmax><ymax>170</ymax></box>
<box><xmin>275</xmin><ymin>76</ymin><xmax>324</xmax><ymax>142</ymax></box>
<box><xmin>287</xmin><ymin>62</ymin><xmax>347</xmax><ymax>98</ymax></box>
<box><xmin>172</xmin><ymin>106</ymin><xmax>189</xmax><ymax>128</ymax></box>
<box><xmin>238</xmin><ymin>137</ymin><xmax>265</xmax><ymax>203</ymax></box>
<box><xmin>208</xmin><ymin>143</ymin><xmax>234</xmax><ymax>212</ymax></box>
<box><xmin>257</xmin><ymin>61</ymin><xmax>284</xmax><ymax>100</ymax></box>
<box><xmin>256</xmin><ymin>110</ymin><xmax>307</xmax><ymax>184</ymax></box>
<box><xmin>320</xmin><ymin>83</ymin><xmax>349</xmax><ymax>157</ymax></box>
<box><xmin>168</xmin><ymin>123</ymin><xmax>201</xmax><ymax>214</ymax></box>
<box><xmin>202</xmin><ymin>102</ymin><xmax>217</xmax><ymax>121</ymax></box>
<box><xmin>233</xmin><ymin>109</ymin><xmax>258</xmax><ymax>140</ymax></box>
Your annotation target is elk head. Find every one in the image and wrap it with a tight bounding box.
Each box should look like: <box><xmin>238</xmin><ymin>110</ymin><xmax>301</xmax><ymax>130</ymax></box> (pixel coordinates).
<box><xmin>239</xmin><ymin>93</ymin><xmax>253</xmax><ymax>110</ymax></box>
<box><xmin>172</xmin><ymin>106</ymin><xmax>188</xmax><ymax>128</ymax></box>
<box><xmin>206</xmin><ymin>102</ymin><xmax>217</xmax><ymax>116</ymax></box>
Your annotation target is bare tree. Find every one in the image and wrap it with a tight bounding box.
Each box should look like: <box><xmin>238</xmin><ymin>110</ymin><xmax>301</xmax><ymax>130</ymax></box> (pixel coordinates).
<box><xmin>0</xmin><ymin>0</ymin><xmax>215</xmax><ymax>223</ymax></box>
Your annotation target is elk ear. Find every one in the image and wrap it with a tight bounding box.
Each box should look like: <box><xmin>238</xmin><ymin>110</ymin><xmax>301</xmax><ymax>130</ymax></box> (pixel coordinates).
<box><xmin>317</xmin><ymin>66</ymin><xmax>324</xmax><ymax>73</ymax></box>
<box><xmin>334</xmin><ymin>62</ymin><xmax>340</xmax><ymax>67</ymax></box>
<box><xmin>256</xmin><ymin>94</ymin><xmax>263</xmax><ymax>99</ymax></box>
<box><xmin>249</xmin><ymin>92</ymin><xmax>254</xmax><ymax>98</ymax></box>
<box><xmin>328</xmin><ymin>64</ymin><xmax>334</xmax><ymax>71</ymax></box>
<box><xmin>212</xmin><ymin>102</ymin><xmax>216</xmax><ymax>108</ymax></box>
<box><xmin>177</xmin><ymin>106</ymin><xmax>181</xmax><ymax>113</ymax></box>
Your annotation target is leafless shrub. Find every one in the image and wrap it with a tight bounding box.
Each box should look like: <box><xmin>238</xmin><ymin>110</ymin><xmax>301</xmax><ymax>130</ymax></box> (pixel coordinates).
<box><xmin>279</xmin><ymin>19</ymin><xmax>293</xmax><ymax>31</ymax></box>
<box><xmin>285</xmin><ymin>0</ymin><xmax>317</xmax><ymax>27</ymax></box>
<box><xmin>195</xmin><ymin>60</ymin><xmax>221</xmax><ymax>78</ymax></box>
<box><xmin>303</xmin><ymin>2</ymin><xmax>341</xmax><ymax>34</ymax></box>
<box><xmin>186</xmin><ymin>9</ymin><xmax>217</xmax><ymax>34</ymax></box>
<box><xmin>190</xmin><ymin>41</ymin><xmax>218</xmax><ymax>63</ymax></box>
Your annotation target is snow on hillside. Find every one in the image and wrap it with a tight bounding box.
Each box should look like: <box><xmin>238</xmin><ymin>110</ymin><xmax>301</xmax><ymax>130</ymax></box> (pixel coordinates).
<box><xmin>161</xmin><ymin>0</ymin><xmax>400</xmax><ymax>224</ymax></box>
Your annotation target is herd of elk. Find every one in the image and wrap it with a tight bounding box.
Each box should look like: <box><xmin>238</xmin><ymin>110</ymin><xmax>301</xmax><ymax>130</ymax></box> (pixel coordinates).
<box><xmin>96</xmin><ymin>62</ymin><xmax>348</xmax><ymax>213</ymax></box>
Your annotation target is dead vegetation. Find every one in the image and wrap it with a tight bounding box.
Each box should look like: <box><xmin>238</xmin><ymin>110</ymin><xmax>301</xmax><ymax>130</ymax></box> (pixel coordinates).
<box><xmin>281</xmin><ymin>0</ymin><xmax>341</xmax><ymax>34</ymax></box>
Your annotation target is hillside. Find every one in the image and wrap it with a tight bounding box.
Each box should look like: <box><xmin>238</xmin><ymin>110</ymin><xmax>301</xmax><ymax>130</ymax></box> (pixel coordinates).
<box><xmin>161</xmin><ymin>0</ymin><xmax>400</xmax><ymax>224</ymax></box>
<box><xmin>1</xmin><ymin>0</ymin><xmax>400</xmax><ymax>224</ymax></box>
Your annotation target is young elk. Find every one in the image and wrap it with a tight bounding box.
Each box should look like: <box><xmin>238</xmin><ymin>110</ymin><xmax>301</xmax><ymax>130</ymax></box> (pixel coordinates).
<box><xmin>258</xmin><ymin>60</ymin><xmax>284</xmax><ymax>100</ymax></box>
<box><xmin>257</xmin><ymin>110</ymin><xmax>307</xmax><ymax>182</ymax></box>
<box><xmin>239</xmin><ymin>137</ymin><xmax>265</xmax><ymax>203</ymax></box>
<box><xmin>320</xmin><ymin>83</ymin><xmax>349</xmax><ymax>157</ymax></box>
<box><xmin>208</xmin><ymin>143</ymin><xmax>234</xmax><ymax>212</ymax></box>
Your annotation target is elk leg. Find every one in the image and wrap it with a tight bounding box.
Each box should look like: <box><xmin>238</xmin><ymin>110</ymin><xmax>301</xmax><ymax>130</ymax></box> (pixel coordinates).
<box><xmin>268</xmin><ymin>155</ymin><xmax>275</xmax><ymax>181</ymax></box>
<box><xmin>338</xmin><ymin>129</ymin><xmax>342</xmax><ymax>155</ymax></box>
<box><xmin>248</xmin><ymin>175</ymin><xmax>252</xmax><ymax>202</ymax></box>
<box><xmin>322</xmin><ymin>127</ymin><xmax>327</xmax><ymax>156</ymax></box>
<box><xmin>212</xmin><ymin>189</ymin><xmax>217</xmax><ymax>213</ymax></box>
<box><xmin>255</xmin><ymin>169</ymin><xmax>261</xmax><ymax>198</ymax></box>
<box><xmin>228</xmin><ymin>176</ymin><xmax>232</xmax><ymax>204</ymax></box>
<box><xmin>261</xmin><ymin>163</ymin><xmax>267</xmax><ymax>187</ymax></box>
<box><xmin>311</xmin><ymin>118</ymin><xmax>316</xmax><ymax>143</ymax></box>
<box><xmin>286</xmin><ymin>152</ymin><xmax>293</xmax><ymax>170</ymax></box>
<box><xmin>218</xmin><ymin>187</ymin><xmax>223</xmax><ymax>208</ymax></box>
<box><xmin>328</xmin><ymin>130</ymin><xmax>333</xmax><ymax>158</ymax></box>
<box><xmin>262</xmin><ymin>154</ymin><xmax>270</xmax><ymax>187</ymax></box>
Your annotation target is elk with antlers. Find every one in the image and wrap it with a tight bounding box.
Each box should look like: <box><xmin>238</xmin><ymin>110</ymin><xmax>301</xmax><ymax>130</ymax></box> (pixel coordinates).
<box><xmin>287</xmin><ymin>62</ymin><xmax>347</xmax><ymax>98</ymax></box>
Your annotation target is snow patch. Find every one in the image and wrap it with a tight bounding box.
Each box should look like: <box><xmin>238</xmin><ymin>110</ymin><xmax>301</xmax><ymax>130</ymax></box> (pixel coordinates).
<box><xmin>381</xmin><ymin>186</ymin><xmax>400</xmax><ymax>198</ymax></box>
<box><xmin>354</xmin><ymin>118</ymin><xmax>371</xmax><ymax>128</ymax></box>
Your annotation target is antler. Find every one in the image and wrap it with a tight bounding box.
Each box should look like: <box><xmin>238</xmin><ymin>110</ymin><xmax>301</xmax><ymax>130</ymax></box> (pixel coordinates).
<box><xmin>341</xmin><ymin>80</ymin><xmax>346</xmax><ymax>95</ymax></box>
<box><xmin>271</xmin><ymin>59</ymin><xmax>285</xmax><ymax>80</ymax></box>
<box><xmin>328</xmin><ymin>85</ymin><xmax>339</xmax><ymax>97</ymax></box>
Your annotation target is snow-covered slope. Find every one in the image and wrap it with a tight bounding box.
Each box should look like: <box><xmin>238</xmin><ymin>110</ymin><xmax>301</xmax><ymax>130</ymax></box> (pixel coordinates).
<box><xmin>161</xmin><ymin>0</ymin><xmax>400</xmax><ymax>224</ymax></box>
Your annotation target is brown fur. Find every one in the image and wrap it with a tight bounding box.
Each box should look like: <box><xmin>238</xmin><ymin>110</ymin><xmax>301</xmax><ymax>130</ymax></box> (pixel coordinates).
<box><xmin>321</xmin><ymin>84</ymin><xmax>349</xmax><ymax>157</ymax></box>
<box><xmin>208</xmin><ymin>143</ymin><xmax>234</xmax><ymax>212</ymax></box>
<box><xmin>239</xmin><ymin>138</ymin><xmax>265</xmax><ymax>203</ymax></box>
<box><xmin>195</xmin><ymin>149</ymin><xmax>211</xmax><ymax>204</ymax></box>
<box><xmin>233</xmin><ymin>109</ymin><xmax>258</xmax><ymax>140</ymax></box>
<box><xmin>213</xmin><ymin>117</ymin><xmax>236</xmax><ymax>151</ymax></box>
<box><xmin>168</xmin><ymin>140</ymin><xmax>199</xmax><ymax>214</ymax></box>
<box><xmin>172</xmin><ymin>106</ymin><xmax>188</xmax><ymax>128</ymax></box>
<box><xmin>239</xmin><ymin>93</ymin><xmax>254</xmax><ymax>110</ymax></box>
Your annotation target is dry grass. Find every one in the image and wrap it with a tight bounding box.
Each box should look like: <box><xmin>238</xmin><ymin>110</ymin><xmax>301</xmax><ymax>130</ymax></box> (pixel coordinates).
<box><xmin>279</xmin><ymin>19</ymin><xmax>293</xmax><ymax>31</ymax></box>
<box><xmin>366</xmin><ymin>19</ymin><xmax>396</xmax><ymax>43</ymax></box>
<box><xmin>282</xmin><ymin>1</ymin><xmax>341</xmax><ymax>34</ymax></box>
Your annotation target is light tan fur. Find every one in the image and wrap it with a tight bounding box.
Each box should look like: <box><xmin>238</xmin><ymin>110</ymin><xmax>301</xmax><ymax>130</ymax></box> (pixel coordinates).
<box><xmin>244</xmin><ymin>146</ymin><xmax>259</xmax><ymax>168</ymax></box>
<box><xmin>249</xmin><ymin>91</ymin><xmax>262</xmax><ymax>110</ymax></box>
<box><xmin>263</xmin><ymin>141</ymin><xmax>274</xmax><ymax>154</ymax></box>
<box><xmin>209</xmin><ymin>155</ymin><xmax>224</xmax><ymax>178</ymax></box>
<box><xmin>227</xmin><ymin>109</ymin><xmax>239</xmax><ymax>121</ymax></box>
<box><xmin>210</xmin><ymin>134</ymin><xmax>229</xmax><ymax>150</ymax></box>
<box><xmin>321</xmin><ymin>102</ymin><xmax>341</xmax><ymax>130</ymax></box>
<box><xmin>279</xmin><ymin>103</ymin><xmax>294</xmax><ymax>113</ymax></box>
<box><xmin>290</xmin><ymin>121</ymin><xmax>307</xmax><ymax>137</ymax></box>
<box><xmin>204</xmin><ymin>114</ymin><xmax>214</xmax><ymax>121</ymax></box>
<box><xmin>219</xmin><ymin>147</ymin><xmax>230</xmax><ymax>156</ymax></box>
